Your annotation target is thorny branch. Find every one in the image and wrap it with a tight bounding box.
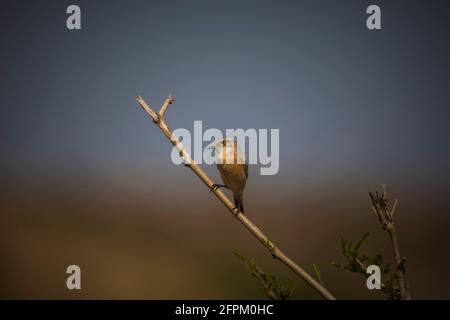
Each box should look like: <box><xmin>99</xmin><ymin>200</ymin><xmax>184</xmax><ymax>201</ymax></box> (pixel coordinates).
<box><xmin>369</xmin><ymin>185</ymin><xmax>411</xmax><ymax>300</ymax></box>
<box><xmin>136</xmin><ymin>95</ymin><xmax>336</xmax><ymax>300</ymax></box>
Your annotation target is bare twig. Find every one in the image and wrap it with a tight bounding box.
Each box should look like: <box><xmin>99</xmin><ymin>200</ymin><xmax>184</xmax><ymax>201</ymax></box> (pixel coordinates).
<box><xmin>136</xmin><ymin>95</ymin><xmax>336</xmax><ymax>300</ymax></box>
<box><xmin>369</xmin><ymin>185</ymin><xmax>411</xmax><ymax>299</ymax></box>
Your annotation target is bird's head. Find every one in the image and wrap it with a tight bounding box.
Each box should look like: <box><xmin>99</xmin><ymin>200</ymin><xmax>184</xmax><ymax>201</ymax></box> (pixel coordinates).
<box><xmin>217</xmin><ymin>137</ymin><xmax>235</xmax><ymax>148</ymax></box>
<box><xmin>207</xmin><ymin>137</ymin><xmax>235</xmax><ymax>152</ymax></box>
<box><xmin>207</xmin><ymin>137</ymin><xmax>245</xmax><ymax>164</ymax></box>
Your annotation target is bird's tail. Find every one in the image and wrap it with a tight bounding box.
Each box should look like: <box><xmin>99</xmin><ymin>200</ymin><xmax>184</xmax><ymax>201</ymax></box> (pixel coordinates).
<box><xmin>234</xmin><ymin>193</ymin><xmax>244</xmax><ymax>214</ymax></box>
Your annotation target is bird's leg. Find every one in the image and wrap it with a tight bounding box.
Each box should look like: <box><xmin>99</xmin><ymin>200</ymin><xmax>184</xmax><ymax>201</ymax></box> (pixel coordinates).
<box><xmin>210</xmin><ymin>183</ymin><xmax>228</xmax><ymax>193</ymax></box>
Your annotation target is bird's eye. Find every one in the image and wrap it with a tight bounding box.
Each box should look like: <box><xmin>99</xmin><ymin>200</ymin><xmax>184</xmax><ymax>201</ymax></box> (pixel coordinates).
<box><xmin>222</xmin><ymin>141</ymin><xmax>226</xmax><ymax>146</ymax></box>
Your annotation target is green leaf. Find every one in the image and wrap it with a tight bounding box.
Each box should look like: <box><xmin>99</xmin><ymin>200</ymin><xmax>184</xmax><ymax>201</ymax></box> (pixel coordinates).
<box><xmin>312</xmin><ymin>263</ymin><xmax>327</xmax><ymax>286</ymax></box>
<box><xmin>355</xmin><ymin>233</ymin><xmax>370</xmax><ymax>252</ymax></box>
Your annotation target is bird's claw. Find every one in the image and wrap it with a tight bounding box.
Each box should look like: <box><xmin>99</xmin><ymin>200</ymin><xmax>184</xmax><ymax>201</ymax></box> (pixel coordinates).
<box><xmin>210</xmin><ymin>183</ymin><xmax>228</xmax><ymax>193</ymax></box>
<box><xmin>232</xmin><ymin>206</ymin><xmax>241</xmax><ymax>216</ymax></box>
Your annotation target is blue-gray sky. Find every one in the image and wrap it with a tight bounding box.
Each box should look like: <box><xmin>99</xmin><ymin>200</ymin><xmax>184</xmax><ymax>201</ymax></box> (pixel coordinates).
<box><xmin>1</xmin><ymin>0</ymin><xmax>450</xmax><ymax>193</ymax></box>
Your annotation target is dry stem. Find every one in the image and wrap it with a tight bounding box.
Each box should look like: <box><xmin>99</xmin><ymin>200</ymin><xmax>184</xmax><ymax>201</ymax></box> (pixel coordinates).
<box><xmin>369</xmin><ymin>185</ymin><xmax>411</xmax><ymax>299</ymax></box>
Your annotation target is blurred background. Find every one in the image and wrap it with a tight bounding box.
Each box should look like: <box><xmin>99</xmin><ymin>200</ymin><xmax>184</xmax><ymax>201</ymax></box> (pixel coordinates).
<box><xmin>1</xmin><ymin>0</ymin><xmax>450</xmax><ymax>299</ymax></box>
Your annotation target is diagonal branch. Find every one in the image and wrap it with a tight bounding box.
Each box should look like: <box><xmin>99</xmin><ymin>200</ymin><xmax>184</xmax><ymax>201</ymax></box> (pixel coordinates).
<box><xmin>136</xmin><ymin>95</ymin><xmax>336</xmax><ymax>300</ymax></box>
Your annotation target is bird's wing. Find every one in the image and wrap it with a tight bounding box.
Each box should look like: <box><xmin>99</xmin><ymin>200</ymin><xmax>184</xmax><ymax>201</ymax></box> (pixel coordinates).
<box><xmin>244</xmin><ymin>163</ymin><xmax>248</xmax><ymax>179</ymax></box>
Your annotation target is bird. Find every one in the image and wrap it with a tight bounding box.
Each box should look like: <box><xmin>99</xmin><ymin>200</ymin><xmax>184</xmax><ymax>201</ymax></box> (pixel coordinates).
<box><xmin>209</xmin><ymin>138</ymin><xmax>248</xmax><ymax>214</ymax></box>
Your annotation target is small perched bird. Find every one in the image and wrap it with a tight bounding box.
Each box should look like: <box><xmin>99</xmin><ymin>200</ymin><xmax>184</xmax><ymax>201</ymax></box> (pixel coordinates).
<box><xmin>210</xmin><ymin>138</ymin><xmax>248</xmax><ymax>214</ymax></box>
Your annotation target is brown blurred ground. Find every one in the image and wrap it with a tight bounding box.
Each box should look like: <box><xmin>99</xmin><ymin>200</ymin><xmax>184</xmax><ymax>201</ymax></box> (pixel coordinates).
<box><xmin>1</xmin><ymin>170</ymin><xmax>450</xmax><ymax>300</ymax></box>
